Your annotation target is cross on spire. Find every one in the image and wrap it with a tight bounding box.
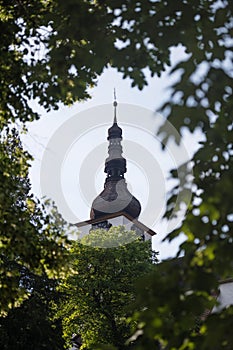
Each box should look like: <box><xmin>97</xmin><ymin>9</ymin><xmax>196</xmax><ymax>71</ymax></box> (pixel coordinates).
<box><xmin>113</xmin><ymin>88</ymin><xmax>118</xmax><ymax>124</ymax></box>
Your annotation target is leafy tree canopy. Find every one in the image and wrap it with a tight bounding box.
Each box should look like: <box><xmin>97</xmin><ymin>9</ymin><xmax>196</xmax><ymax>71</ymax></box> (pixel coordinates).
<box><xmin>0</xmin><ymin>0</ymin><xmax>232</xmax><ymax>348</ymax></box>
<box><xmin>55</xmin><ymin>227</ymin><xmax>157</xmax><ymax>349</ymax></box>
<box><xmin>0</xmin><ymin>271</ymin><xmax>65</xmax><ymax>350</ymax></box>
<box><xmin>0</xmin><ymin>129</ymin><xmax>70</xmax><ymax>313</ymax></box>
<box><xmin>1</xmin><ymin>0</ymin><xmax>232</xmax><ymax>126</ymax></box>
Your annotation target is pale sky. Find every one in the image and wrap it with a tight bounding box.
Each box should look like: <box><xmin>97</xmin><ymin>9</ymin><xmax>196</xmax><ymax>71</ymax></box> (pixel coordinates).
<box><xmin>23</xmin><ymin>46</ymin><xmax>203</xmax><ymax>260</ymax></box>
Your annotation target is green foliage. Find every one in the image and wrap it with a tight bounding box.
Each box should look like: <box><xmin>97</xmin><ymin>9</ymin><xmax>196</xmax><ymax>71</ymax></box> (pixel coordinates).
<box><xmin>124</xmin><ymin>0</ymin><xmax>233</xmax><ymax>349</ymax></box>
<box><xmin>1</xmin><ymin>0</ymin><xmax>231</xmax><ymax>125</ymax></box>
<box><xmin>1</xmin><ymin>0</ymin><xmax>232</xmax><ymax>348</ymax></box>
<box><xmin>0</xmin><ymin>271</ymin><xmax>65</xmax><ymax>350</ymax></box>
<box><xmin>0</xmin><ymin>129</ymin><xmax>70</xmax><ymax>313</ymax></box>
<box><xmin>129</xmin><ymin>258</ymin><xmax>219</xmax><ymax>349</ymax></box>
<box><xmin>55</xmin><ymin>227</ymin><xmax>157</xmax><ymax>349</ymax></box>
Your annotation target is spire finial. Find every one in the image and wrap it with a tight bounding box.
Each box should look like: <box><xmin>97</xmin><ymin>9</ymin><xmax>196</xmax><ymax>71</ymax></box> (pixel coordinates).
<box><xmin>113</xmin><ymin>88</ymin><xmax>117</xmax><ymax>124</ymax></box>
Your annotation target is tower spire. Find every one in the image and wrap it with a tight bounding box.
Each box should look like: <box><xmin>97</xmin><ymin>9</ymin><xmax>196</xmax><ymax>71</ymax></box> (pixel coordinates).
<box><xmin>90</xmin><ymin>100</ymin><xmax>141</xmax><ymax>220</ymax></box>
<box><xmin>113</xmin><ymin>88</ymin><xmax>117</xmax><ymax>124</ymax></box>
<box><xmin>105</xmin><ymin>92</ymin><xmax>126</xmax><ymax>178</ymax></box>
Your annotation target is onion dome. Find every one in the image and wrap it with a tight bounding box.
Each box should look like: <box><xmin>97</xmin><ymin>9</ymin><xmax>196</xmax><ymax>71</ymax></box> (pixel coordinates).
<box><xmin>90</xmin><ymin>178</ymin><xmax>141</xmax><ymax>220</ymax></box>
<box><xmin>90</xmin><ymin>98</ymin><xmax>141</xmax><ymax>220</ymax></box>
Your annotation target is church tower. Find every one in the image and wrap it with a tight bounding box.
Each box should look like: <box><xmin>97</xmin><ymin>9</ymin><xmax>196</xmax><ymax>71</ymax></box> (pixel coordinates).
<box><xmin>75</xmin><ymin>98</ymin><xmax>155</xmax><ymax>240</ymax></box>
<box><xmin>90</xmin><ymin>98</ymin><xmax>141</xmax><ymax>222</ymax></box>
